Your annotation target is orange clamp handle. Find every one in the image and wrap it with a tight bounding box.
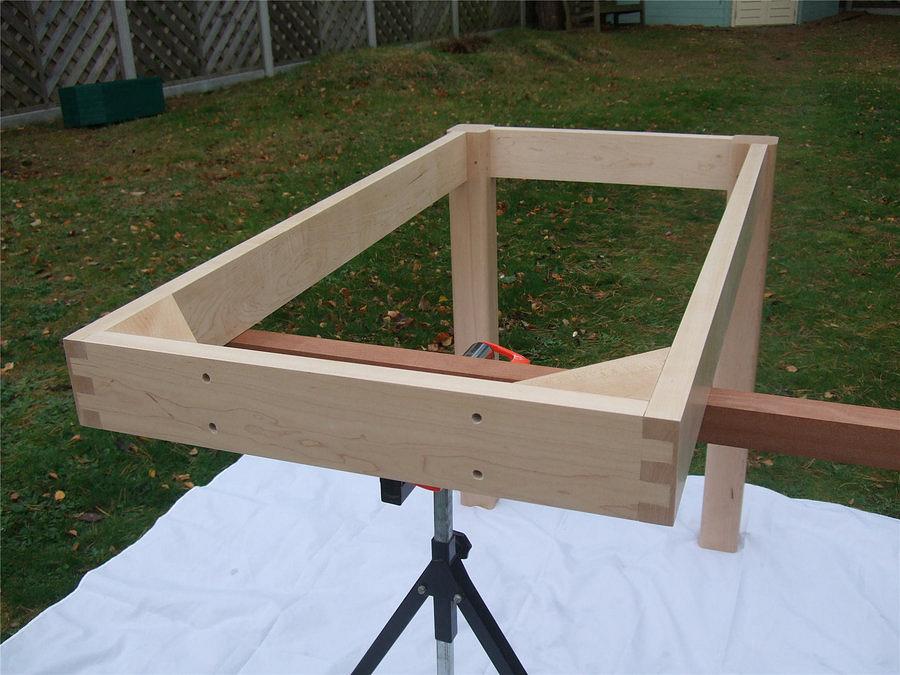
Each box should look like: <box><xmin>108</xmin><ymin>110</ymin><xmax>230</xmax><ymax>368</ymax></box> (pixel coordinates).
<box><xmin>481</xmin><ymin>341</ymin><xmax>531</xmax><ymax>364</ymax></box>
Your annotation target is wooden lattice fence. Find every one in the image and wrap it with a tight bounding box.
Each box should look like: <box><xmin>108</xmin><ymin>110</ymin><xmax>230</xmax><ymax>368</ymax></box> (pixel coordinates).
<box><xmin>269</xmin><ymin>0</ymin><xmax>319</xmax><ymax>65</ymax></box>
<box><xmin>2</xmin><ymin>0</ymin><xmax>123</xmax><ymax>111</ymax></box>
<box><xmin>127</xmin><ymin>1</ymin><xmax>202</xmax><ymax>81</ymax></box>
<box><xmin>1</xmin><ymin>0</ymin><xmax>524</xmax><ymax>119</ymax></box>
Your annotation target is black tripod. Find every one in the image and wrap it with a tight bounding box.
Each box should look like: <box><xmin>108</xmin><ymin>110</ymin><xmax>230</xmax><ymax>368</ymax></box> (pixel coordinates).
<box><xmin>352</xmin><ymin>488</ymin><xmax>526</xmax><ymax>675</ymax></box>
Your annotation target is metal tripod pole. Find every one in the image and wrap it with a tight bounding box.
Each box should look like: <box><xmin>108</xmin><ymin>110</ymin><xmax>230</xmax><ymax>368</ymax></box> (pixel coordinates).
<box><xmin>434</xmin><ymin>488</ymin><xmax>454</xmax><ymax>675</ymax></box>
<box><xmin>352</xmin><ymin>482</ymin><xmax>525</xmax><ymax>675</ymax></box>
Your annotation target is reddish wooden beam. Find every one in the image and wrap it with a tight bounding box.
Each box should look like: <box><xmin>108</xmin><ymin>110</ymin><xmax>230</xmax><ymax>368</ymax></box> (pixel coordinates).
<box><xmin>701</xmin><ymin>388</ymin><xmax>900</xmax><ymax>470</ymax></box>
<box><xmin>228</xmin><ymin>329</ymin><xmax>563</xmax><ymax>382</ymax></box>
<box><xmin>228</xmin><ymin>330</ymin><xmax>900</xmax><ymax>471</ymax></box>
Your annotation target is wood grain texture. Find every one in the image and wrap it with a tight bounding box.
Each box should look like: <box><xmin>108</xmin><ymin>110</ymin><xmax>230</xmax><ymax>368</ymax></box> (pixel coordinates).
<box><xmin>228</xmin><ymin>330</ymin><xmax>562</xmax><ymax>382</ymax></box>
<box><xmin>703</xmin><ymin>389</ymin><xmax>900</xmax><ymax>471</ymax></box>
<box><xmin>699</xmin><ymin>141</ymin><xmax>776</xmax><ymax>552</ymax></box>
<box><xmin>643</xmin><ymin>143</ymin><xmax>770</xmax><ymax>523</ymax></box>
<box><xmin>449</xmin><ymin>124</ymin><xmax>498</xmax><ymax>353</ymax></box>
<box><xmin>68</xmin><ymin>131</ymin><xmax>467</xmax><ymax>347</ymax></box>
<box><xmin>174</xmin><ymin>131</ymin><xmax>466</xmax><ymax>345</ymax></box>
<box><xmin>229</xmin><ymin>330</ymin><xmax>900</xmax><ymax>471</ymax></box>
<box><xmin>66</xmin><ymin>331</ymin><xmax>674</xmax><ymax>523</ymax></box>
<box><xmin>111</xmin><ymin>295</ymin><xmax>196</xmax><ymax>341</ymax></box>
<box><xmin>520</xmin><ymin>347</ymin><xmax>669</xmax><ymax>400</ymax></box>
<box><xmin>448</xmin><ymin>124</ymin><xmax>500</xmax><ymax>509</ymax></box>
<box><xmin>489</xmin><ymin>127</ymin><xmax>738</xmax><ymax>190</ymax></box>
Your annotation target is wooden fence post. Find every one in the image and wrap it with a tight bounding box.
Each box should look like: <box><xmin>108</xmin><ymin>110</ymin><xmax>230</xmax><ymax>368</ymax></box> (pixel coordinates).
<box><xmin>111</xmin><ymin>1</ymin><xmax>137</xmax><ymax>79</ymax></box>
<box><xmin>448</xmin><ymin>124</ymin><xmax>499</xmax><ymax>510</ymax></box>
<box><xmin>365</xmin><ymin>0</ymin><xmax>377</xmax><ymax>47</ymax></box>
<box><xmin>699</xmin><ymin>137</ymin><xmax>778</xmax><ymax>552</ymax></box>
<box><xmin>258</xmin><ymin>0</ymin><xmax>275</xmax><ymax>77</ymax></box>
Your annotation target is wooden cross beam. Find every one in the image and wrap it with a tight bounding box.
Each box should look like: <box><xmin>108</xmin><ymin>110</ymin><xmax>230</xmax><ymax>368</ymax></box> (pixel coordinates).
<box><xmin>230</xmin><ymin>330</ymin><xmax>900</xmax><ymax>472</ymax></box>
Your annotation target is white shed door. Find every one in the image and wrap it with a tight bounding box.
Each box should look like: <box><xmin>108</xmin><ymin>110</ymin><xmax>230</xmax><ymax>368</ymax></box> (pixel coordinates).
<box><xmin>733</xmin><ymin>0</ymin><xmax>798</xmax><ymax>26</ymax></box>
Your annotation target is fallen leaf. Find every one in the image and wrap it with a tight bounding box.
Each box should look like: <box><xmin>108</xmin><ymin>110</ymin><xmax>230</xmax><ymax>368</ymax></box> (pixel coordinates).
<box><xmin>72</xmin><ymin>542</ymin><xmax>80</xmax><ymax>552</ymax></box>
<box><xmin>496</xmin><ymin>201</ymin><xmax>508</xmax><ymax>216</ymax></box>
<box><xmin>426</xmin><ymin>343</ymin><xmax>440</xmax><ymax>352</ymax></box>
<box><xmin>188</xmin><ymin>448</ymin><xmax>199</xmax><ymax>457</ymax></box>
<box><xmin>417</xmin><ymin>296</ymin><xmax>431</xmax><ymax>311</ymax></box>
<box><xmin>148</xmin><ymin>468</ymin><xmax>157</xmax><ymax>478</ymax></box>
<box><xmin>53</xmin><ymin>490</ymin><xmax>66</xmax><ymax>502</ymax></box>
<box><xmin>76</xmin><ymin>511</ymin><xmax>104</xmax><ymax>523</ymax></box>
<box><xmin>10</xmin><ymin>492</ymin><xmax>20</xmax><ymax>502</ymax></box>
<box><xmin>824</xmin><ymin>391</ymin><xmax>835</xmax><ymax>399</ymax></box>
<box><xmin>70</xmin><ymin>434</ymin><xmax>82</xmax><ymax>442</ymax></box>
<box><xmin>393</xmin><ymin>314</ymin><xmax>414</xmax><ymax>329</ymax></box>
<box><xmin>438</xmin><ymin>295</ymin><xmax>449</xmax><ymax>303</ymax></box>
<box><xmin>42</xmin><ymin>327</ymin><xmax>50</xmax><ymax>336</ymax></box>
<box><xmin>1</xmin><ymin>362</ymin><xmax>15</xmax><ymax>374</ymax></box>
<box><xmin>48</xmin><ymin>471</ymin><xmax>58</xmax><ymax>480</ymax></box>
<box><xmin>66</xmin><ymin>529</ymin><xmax>78</xmax><ymax>537</ymax></box>
<box><xmin>130</xmin><ymin>191</ymin><xmax>146</xmax><ymax>196</ymax></box>
<box><xmin>584</xmin><ymin>195</ymin><xmax>594</xmax><ymax>204</ymax></box>
<box><xmin>784</xmin><ymin>364</ymin><xmax>798</xmax><ymax>373</ymax></box>
<box><xmin>433</xmin><ymin>332</ymin><xmax>453</xmax><ymax>348</ymax></box>
<box><xmin>182</xmin><ymin>481</ymin><xmax>195</xmax><ymax>489</ymax></box>
<box><xmin>760</xmin><ymin>458</ymin><xmax>774</xmax><ymax>467</ymax></box>
<box><xmin>174</xmin><ymin>473</ymin><xmax>191</xmax><ymax>482</ymax></box>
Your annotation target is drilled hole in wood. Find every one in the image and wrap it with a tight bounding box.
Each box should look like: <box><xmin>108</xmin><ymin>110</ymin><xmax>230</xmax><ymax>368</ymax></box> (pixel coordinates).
<box><xmin>472</xmin><ymin>469</ymin><xmax>484</xmax><ymax>480</ymax></box>
<box><xmin>202</xmin><ymin>373</ymin><xmax>211</xmax><ymax>382</ymax></box>
<box><xmin>471</xmin><ymin>413</ymin><xmax>483</xmax><ymax>424</ymax></box>
<box><xmin>208</xmin><ymin>422</ymin><xmax>218</xmax><ymax>433</ymax></box>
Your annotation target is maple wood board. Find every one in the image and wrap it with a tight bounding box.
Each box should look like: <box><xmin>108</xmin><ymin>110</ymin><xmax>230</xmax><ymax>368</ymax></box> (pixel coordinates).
<box><xmin>64</xmin><ymin>126</ymin><xmax>789</xmax><ymax>528</ymax></box>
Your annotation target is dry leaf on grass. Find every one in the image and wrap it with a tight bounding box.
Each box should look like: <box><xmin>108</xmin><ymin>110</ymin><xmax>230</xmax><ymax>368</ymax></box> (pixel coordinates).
<box><xmin>76</xmin><ymin>512</ymin><xmax>105</xmax><ymax>523</ymax></box>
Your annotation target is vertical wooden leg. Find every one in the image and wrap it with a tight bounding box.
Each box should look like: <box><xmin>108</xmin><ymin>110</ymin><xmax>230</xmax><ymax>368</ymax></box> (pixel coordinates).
<box><xmin>699</xmin><ymin>140</ymin><xmax>777</xmax><ymax>552</ymax></box>
<box><xmin>448</xmin><ymin>125</ymin><xmax>500</xmax><ymax>510</ymax></box>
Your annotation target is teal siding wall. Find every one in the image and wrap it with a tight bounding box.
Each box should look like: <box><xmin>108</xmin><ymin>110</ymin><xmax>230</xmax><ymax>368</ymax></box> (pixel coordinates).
<box><xmin>643</xmin><ymin>1</ymin><xmax>732</xmax><ymax>26</ymax></box>
<box><xmin>798</xmin><ymin>0</ymin><xmax>839</xmax><ymax>23</ymax></box>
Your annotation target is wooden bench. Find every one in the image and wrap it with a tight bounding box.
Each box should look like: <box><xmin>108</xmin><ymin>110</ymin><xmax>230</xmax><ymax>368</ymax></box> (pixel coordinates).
<box><xmin>565</xmin><ymin>1</ymin><xmax>645</xmax><ymax>31</ymax></box>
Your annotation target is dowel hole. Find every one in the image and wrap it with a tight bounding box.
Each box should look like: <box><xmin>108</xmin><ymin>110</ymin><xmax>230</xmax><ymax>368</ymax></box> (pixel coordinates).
<box><xmin>201</xmin><ymin>373</ymin><xmax>211</xmax><ymax>382</ymax></box>
<box><xmin>471</xmin><ymin>413</ymin><xmax>483</xmax><ymax>424</ymax></box>
<box><xmin>472</xmin><ymin>469</ymin><xmax>484</xmax><ymax>480</ymax></box>
<box><xmin>208</xmin><ymin>422</ymin><xmax>218</xmax><ymax>433</ymax></box>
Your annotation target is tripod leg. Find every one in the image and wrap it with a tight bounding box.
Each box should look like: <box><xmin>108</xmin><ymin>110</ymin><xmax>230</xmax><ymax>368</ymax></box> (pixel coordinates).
<box><xmin>452</xmin><ymin>561</ymin><xmax>527</xmax><ymax>675</ymax></box>
<box><xmin>352</xmin><ymin>580</ymin><xmax>429</xmax><ymax>675</ymax></box>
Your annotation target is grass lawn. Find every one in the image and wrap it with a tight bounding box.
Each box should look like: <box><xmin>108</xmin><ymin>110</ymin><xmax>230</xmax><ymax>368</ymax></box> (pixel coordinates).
<box><xmin>1</xmin><ymin>16</ymin><xmax>898</xmax><ymax>639</ymax></box>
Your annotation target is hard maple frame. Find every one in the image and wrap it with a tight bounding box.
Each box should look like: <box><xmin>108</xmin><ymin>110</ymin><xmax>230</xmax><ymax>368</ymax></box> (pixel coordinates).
<box><xmin>64</xmin><ymin>125</ymin><xmax>778</xmax><ymax>552</ymax></box>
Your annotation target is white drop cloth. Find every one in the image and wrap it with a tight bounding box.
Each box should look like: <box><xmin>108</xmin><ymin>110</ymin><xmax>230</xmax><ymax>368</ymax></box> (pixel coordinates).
<box><xmin>2</xmin><ymin>456</ymin><xmax>898</xmax><ymax>674</ymax></box>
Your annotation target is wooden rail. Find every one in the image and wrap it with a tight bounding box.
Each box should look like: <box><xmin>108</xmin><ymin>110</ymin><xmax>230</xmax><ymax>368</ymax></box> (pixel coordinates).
<box><xmin>229</xmin><ymin>330</ymin><xmax>900</xmax><ymax>471</ymax></box>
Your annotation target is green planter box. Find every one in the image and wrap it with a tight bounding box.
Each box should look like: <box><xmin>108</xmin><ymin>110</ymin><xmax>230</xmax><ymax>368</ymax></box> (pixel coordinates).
<box><xmin>59</xmin><ymin>77</ymin><xmax>165</xmax><ymax>128</ymax></box>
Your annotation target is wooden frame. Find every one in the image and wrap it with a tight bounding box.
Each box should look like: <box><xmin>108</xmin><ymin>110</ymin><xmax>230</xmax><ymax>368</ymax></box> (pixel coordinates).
<box><xmin>67</xmin><ymin>124</ymin><xmax>873</xmax><ymax>552</ymax></box>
